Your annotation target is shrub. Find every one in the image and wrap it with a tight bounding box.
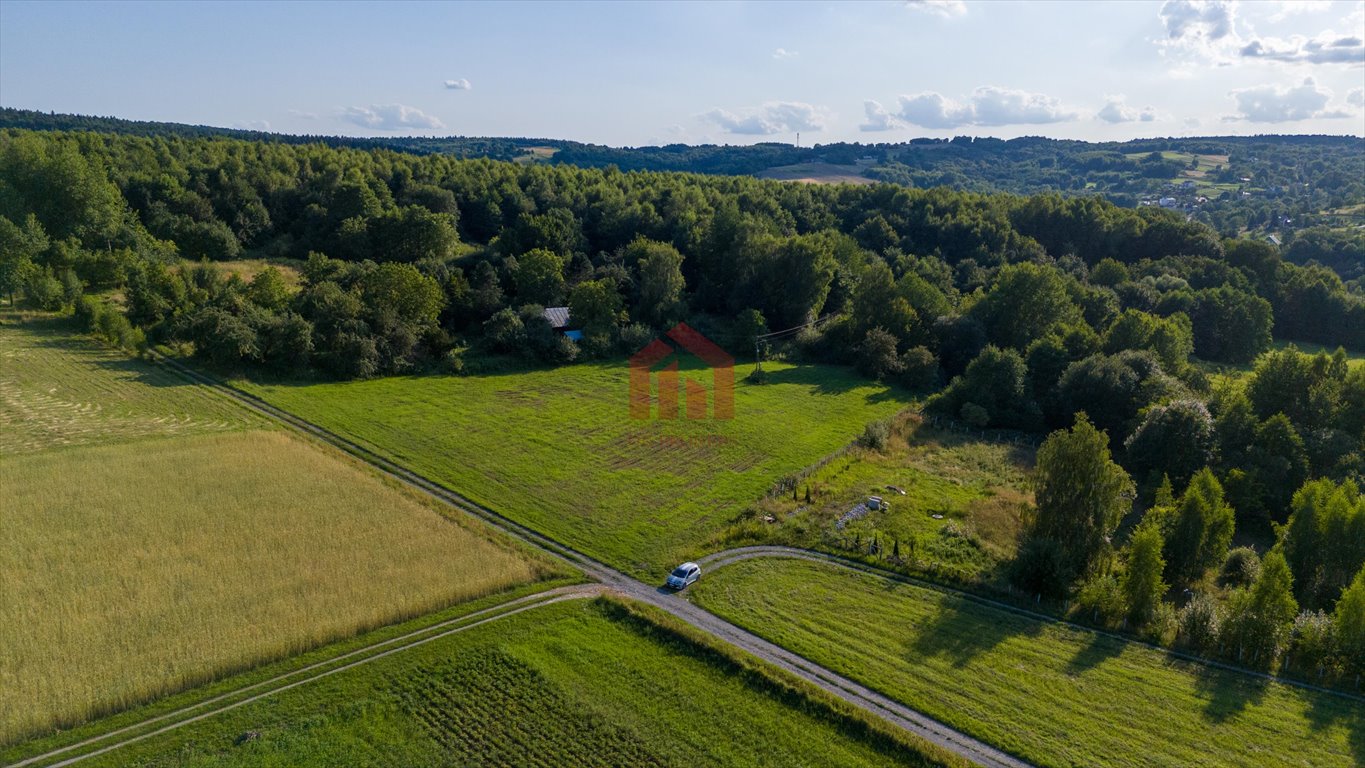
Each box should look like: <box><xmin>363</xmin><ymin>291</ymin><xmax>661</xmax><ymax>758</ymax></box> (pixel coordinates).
<box><xmin>859</xmin><ymin>420</ymin><xmax>891</xmax><ymax>452</ymax></box>
<box><xmin>1177</xmin><ymin>592</ymin><xmax>1221</xmax><ymax>653</ymax></box>
<box><xmin>1075</xmin><ymin>573</ymin><xmax>1126</xmax><ymax>626</ymax></box>
<box><xmin>618</xmin><ymin>322</ymin><xmax>655</xmax><ymax>355</ymax></box>
<box><xmin>443</xmin><ymin>347</ymin><xmax>467</xmax><ymax>375</ymax></box>
<box><xmin>960</xmin><ymin>402</ymin><xmax>989</xmax><ymax>428</ymax></box>
<box><xmin>1218</xmin><ymin>546</ymin><xmax>1261</xmax><ymax>589</ymax></box>
<box><xmin>1288</xmin><ymin>610</ymin><xmax>1338</xmax><ymax>678</ymax></box>
<box><xmin>900</xmin><ymin>346</ymin><xmax>940</xmax><ymax>392</ymax></box>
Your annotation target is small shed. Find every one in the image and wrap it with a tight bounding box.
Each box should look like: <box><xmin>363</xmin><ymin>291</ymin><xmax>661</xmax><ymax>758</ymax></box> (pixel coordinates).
<box><xmin>542</xmin><ymin>306</ymin><xmax>583</xmax><ymax>341</ymax></box>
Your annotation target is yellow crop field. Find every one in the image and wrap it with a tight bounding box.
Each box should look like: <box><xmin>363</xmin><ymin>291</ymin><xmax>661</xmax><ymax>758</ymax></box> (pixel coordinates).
<box><xmin>0</xmin><ymin>317</ymin><xmax>560</xmax><ymax>743</ymax></box>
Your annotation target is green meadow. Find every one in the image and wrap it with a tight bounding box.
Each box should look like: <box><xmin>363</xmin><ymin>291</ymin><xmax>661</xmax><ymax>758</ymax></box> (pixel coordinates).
<box><xmin>690</xmin><ymin>557</ymin><xmax>1365</xmax><ymax>768</ymax></box>
<box><xmin>237</xmin><ymin>359</ymin><xmax>910</xmax><ymax>575</ymax></box>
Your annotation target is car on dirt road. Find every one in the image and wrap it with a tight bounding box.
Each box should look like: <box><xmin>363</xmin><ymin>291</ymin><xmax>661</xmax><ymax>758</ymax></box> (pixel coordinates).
<box><xmin>666</xmin><ymin>562</ymin><xmax>701</xmax><ymax>590</ymax></box>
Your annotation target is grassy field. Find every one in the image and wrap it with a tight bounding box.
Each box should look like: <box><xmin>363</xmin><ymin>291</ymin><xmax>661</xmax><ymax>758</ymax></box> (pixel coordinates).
<box><xmin>1199</xmin><ymin>340</ymin><xmax>1365</xmax><ymax>390</ymax></box>
<box><xmin>691</xmin><ymin>558</ymin><xmax>1365</xmax><ymax>768</ymax></box>
<box><xmin>71</xmin><ymin>598</ymin><xmax>960</xmax><ymax>768</ymax></box>
<box><xmin>182</xmin><ymin>258</ymin><xmax>304</xmax><ymax>289</ymax></box>
<box><xmin>756</xmin><ymin>162</ymin><xmax>877</xmax><ymax>185</ymax></box>
<box><xmin>236</xmin><ymin>359</ymin><xmax>910</xmax><ymax>575</ymax></box>
<box><xmin>726</xmin><ymin>412</ymin><xmax>1032</xmax><ymax>582</ymax></box>
<box><xmin>0</xmin><ymin>316</ymin><xmax>560</xmax><ymax>743</ymax></box>
<box><xmin>0</xmin><ymin>314</ymin><xmax>262</xmax><ymax>454</ymax></box>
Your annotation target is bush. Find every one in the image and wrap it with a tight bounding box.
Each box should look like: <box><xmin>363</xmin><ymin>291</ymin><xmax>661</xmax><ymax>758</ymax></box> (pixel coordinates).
<box><xmin>75</xmin><ymin>296</ymin><xmax>145</xmax><ymax>352</ymax></box>
<box><xmin>1177</xmin><ymin>592</ymin><xmax>1221</xmax><ymax>653</ymax></box>
<box><xmin>1074</xmin><ymin>573</ymin><xmax>1126</xmax><ymax>626</ymax></box>
<box><xmin>859</xmin><ymin>420</ymin><xmax>891</xmax><ymax>452</ymax></box>
<box><xmin>1218</xmin><ymin>546</ymin><xmax>1261</xmax><ymax>588</ymax></box>
<box><xmin>1289</xmin><ymin>610</ymin><xmax>1338</xmax><ymax>678</ymax></box>
<box><xmin>900</xmin><ymin>346</ymin><xmax>940</xmax><ymax>392</ymax></box>
<box><xmin>959</xmin><ymin>402</ymin><xmax>989</xmax><ymax>428</ymax></box>
<box><xmin>443</xmin><ymin>347</ymin><xmax>467</xmax><ymax>375</ymax></box>
<box><xmin>618</xmin><ymin>322</ymin><xmax>655</xmax><ymax>355</ymax></box>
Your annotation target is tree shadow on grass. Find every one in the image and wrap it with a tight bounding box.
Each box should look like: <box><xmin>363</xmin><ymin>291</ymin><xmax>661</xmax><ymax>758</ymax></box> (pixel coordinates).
<box><xmin>1191</xmin><ymin>661</ymin><xmax>1269</xmax><ymax>724</ymax></box>
<box><xmin>1303</xmin><ymin>680</ymin><xmax>1365</xmax><ymax>767</ymax></box>
<box><xmin>1064</xmin><ymin>632</ymin><xmax>1125</xmax><ymax>677</ymax></box>
<box><xmin>907</xmin><ymin>594</ymin><xmax>1040</xmax><ymax>668</ymax></box>
<box><xmin>756</xmin><ymin>364</ymin><xmax>903</xmax><ymax>403</ymax></box>
<box><xmin>91</xmin><ymin>357</ymin><xmax>199</xmax><ymax>387</ymax></box>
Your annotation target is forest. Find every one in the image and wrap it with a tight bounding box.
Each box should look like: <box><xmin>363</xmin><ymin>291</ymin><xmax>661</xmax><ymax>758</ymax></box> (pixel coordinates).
<box><xmin>6</xmin><ymin>108</ymin><xmax>1364</xmax><ymax>246</ymax></box>
<box><xmin>1</xmin><ymin>124</ymin><xmax>1363</xmax><ymax>683</ymax></box>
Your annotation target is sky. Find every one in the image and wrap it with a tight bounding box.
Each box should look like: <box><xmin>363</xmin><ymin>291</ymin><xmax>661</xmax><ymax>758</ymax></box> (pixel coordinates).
<box><xmin>1</xmin><ymin>0</ymin><xmax>1363</xmax><ymax>147</ymax></box>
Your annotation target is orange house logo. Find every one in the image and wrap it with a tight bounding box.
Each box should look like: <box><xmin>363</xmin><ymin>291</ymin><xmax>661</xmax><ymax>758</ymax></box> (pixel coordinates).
<box><xmin>629</xmin><ymin>323</ymin><xmax>734</xmax><ymax>420</ymax></box>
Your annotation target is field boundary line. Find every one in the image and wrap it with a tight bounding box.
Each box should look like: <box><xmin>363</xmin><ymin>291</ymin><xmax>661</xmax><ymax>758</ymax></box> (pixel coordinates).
<box><xmin>697</xmin><ymin>546</ymin><xmax>1365</xmax><ymax>704</ymax></box>
<box><xmin>10</xmin><ymin>586</ymin><xmax>604</xmax><ymax>768</ymax></box>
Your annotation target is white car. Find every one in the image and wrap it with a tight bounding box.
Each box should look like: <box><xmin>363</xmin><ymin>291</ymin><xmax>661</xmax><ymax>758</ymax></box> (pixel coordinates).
<box><xmin>666</xmin><ymin>562</ymin><xmax>701</xmax><ymax>590</ymax></box>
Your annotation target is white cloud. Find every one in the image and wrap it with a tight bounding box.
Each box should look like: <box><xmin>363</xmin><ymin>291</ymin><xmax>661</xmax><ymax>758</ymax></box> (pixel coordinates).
<box><xmin>1158</xmin><ymin>0</ymin><xmax>1364</xmax><ymax>67</ymax></box>
<box><xmin>1349</xmin><ymin>87</ymin><xmax>1365</xmax><ymax>107</ymax></box>
<box><xmin>897</xmin><ymin>92</ymin><xmax>975</xmax><ymax>128</ymax></box>
<box><xmin>1240</xmin><ymin>32</ymin><xmax>1365</xmax><ymax>64</ymax></box>
<box><xmin>1226</xmin><ymin>77</ymin><xmax>1348</xmax><ymax>121</ymax></box>
<box><xmin>233</xmin><ymin>120</ymin><xmax>271</xmax><ymax>131</ymax></box>
<box><xmin>1268</xmin><ymin>1</ymin><xmax>1332</xmax><ymax>22</ymax></box>
<box><xmin>905</xmin><ymin>0</ymin><xmax>967</xmax><ymax>18</ymax></box>
<box><xmin>1096</xmin><ymin>95</ymin><xmax>1159</xmax><ymax>123</ymax></box>
<box><xmin>971</xmin><ymin>86</ymin><xmax>1080</xmax><ymax>125</ymax></box>
<box><xmin>339</xmin><ymin>104</ymin><xmax>446</xmax><ymax>131</ymax></box>
<box><xmin>703</xmin><ymin>101</ymin><xmax>830</xmax><ymax>135</ymax></box>
<box><xmin>287</xmin><ymin>109</ymin><xmax>318</xmax><ymax>120</ymax></box>
<box><xmin>859</xmin><ymin>100</ymin><xmax>904</xmax><ymax>131</ymax></box>
<box><xmin>893</xmin><ymin>86</ymin><xmax>1078</xmax><ymax>129</ymax></box>
<box><xmin>1160</xmin><ymin>0</ymin><xmax>1237</xmax><ymax>43</ymax></box>
<box><xmin>444</xmin><ymin>78</ymin><xmax>472</xmax><ymax>90</ymax></box>
<box><xmin>772</xmin><ymin>48</ymin><xmax>798</xmax><ymax>59</ymax></box>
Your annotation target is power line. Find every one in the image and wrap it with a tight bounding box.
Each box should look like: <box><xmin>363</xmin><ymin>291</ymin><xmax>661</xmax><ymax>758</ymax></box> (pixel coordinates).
<box><xmin>753</xmin><ymin>314</ymin><xmax>835</xmax><ymax>374</ymax></box>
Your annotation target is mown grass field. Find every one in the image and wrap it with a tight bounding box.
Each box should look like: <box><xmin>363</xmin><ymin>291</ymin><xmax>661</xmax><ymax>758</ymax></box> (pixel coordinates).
<box><xmin>690</xmin><ymin>558</ymin><xmax>1365</xmax><ymax>768</ymax></box>
<box><xmin>72</xmin><ymin>599</ymin><xmax>961</xmax><ymax>768</ymax></box>
<box><xmin>0</xmin><ymin>314</ymin><xmax>261</xmax><ymax>454</ymax></box>
<box><xmin>237</xmin><ymin>360</ymin><xmax>910</xmax><ymax>575</ymax></box>
<box><xmin>0</xmin><ymin>316</ymin><xmax>561</xmax><ymax>744</ymax></box>
<box><xmin>736</xmin><ymin>412</ymin><xmax>1033</xmax><ymax>582</ymax></box>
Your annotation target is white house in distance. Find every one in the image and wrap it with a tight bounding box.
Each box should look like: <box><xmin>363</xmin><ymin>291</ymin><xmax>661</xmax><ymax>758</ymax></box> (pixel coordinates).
<box><xmin>542</xmin><ymin>306</ymin><xmax>583</xmax><ymax>341</ymax></box>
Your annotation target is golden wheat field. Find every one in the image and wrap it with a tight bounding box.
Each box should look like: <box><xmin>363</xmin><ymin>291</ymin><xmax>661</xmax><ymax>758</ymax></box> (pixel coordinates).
<box><xmin>0</xmin><ymin>317</ymin><xmax>557</xmax><ymax>743</ymax></box>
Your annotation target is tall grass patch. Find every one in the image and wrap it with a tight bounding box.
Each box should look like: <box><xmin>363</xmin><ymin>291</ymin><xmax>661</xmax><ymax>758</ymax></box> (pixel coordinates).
<box><xmin>0</xmin><ymin>430</ymin><xmax>557</xmax><ymax>743</ymax></box>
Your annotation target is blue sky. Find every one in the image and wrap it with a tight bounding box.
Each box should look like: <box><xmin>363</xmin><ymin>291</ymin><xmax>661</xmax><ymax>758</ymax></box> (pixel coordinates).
<box><xmin>2</xmin><ymin>0</ymin><xmax>1362</xmax><ymax>146</ymax></box>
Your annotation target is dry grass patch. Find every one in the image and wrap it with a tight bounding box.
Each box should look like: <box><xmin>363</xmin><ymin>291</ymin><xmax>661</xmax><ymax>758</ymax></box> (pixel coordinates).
<box><xmin>0</xmin><ymin>429</ymin><xmax>557</xmax><ymax>744</ymax></box>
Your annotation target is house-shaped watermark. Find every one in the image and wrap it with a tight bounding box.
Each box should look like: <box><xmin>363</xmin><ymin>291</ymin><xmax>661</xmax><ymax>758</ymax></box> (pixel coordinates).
<box><xmin>628</xmin><ymin>323</ymin><xmax>734</xmax><ymax>420</ymax></box>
